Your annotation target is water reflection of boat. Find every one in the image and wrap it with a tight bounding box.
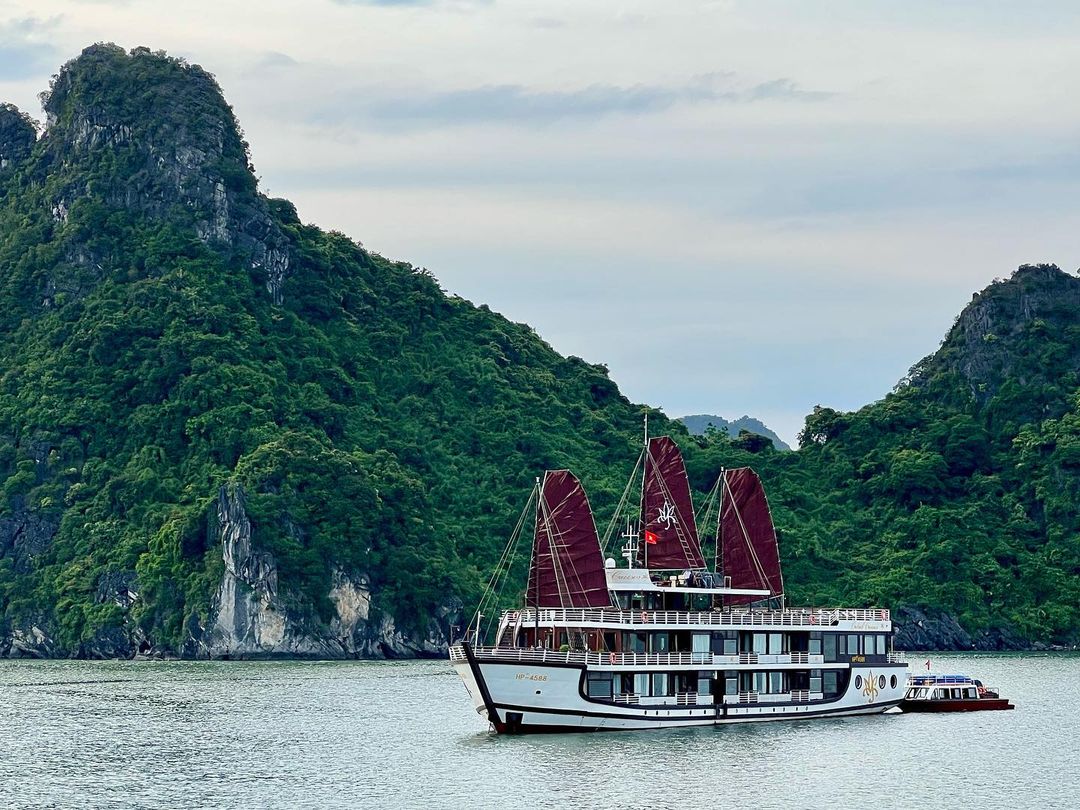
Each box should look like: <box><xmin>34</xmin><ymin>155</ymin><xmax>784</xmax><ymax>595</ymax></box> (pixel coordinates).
<box><xmin>450</xmin><ymin>430</ymin><xmax>908</xmax><ymax>733</ymax></box>
<box><xmin>900</xmin><ymin>674</ymin><xmax>1014</xmax><ymax>712</ymax></box>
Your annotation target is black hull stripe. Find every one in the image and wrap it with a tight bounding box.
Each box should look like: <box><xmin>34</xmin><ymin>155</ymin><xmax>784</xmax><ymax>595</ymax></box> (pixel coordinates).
<box><xmin>491</xmin><ymin>699</ymin><xmax>903</xmax><ymax>723</ymax></box>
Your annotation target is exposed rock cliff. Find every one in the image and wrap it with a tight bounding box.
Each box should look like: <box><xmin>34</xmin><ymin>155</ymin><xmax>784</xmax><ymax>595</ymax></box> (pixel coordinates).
<box><xmin>906</xmin><ymin>264</ymin><xmax>1080</xmax><ymax>418</ymax></box>
<box><xmin>22</xmin><ymin>44</ymin><xmax>291</xmax><ymax>302</ymax></box>
<box><xmin>193</xmin><ymin>485</ymin><xmax>452</xmax><ymax>659</ymax></box>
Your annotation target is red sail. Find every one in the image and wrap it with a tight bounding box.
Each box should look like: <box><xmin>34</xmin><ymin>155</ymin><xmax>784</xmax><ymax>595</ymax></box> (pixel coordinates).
<box><xmin>720</xmin><ymin>467</ymin><xmax>784</xmax><ymax>605</ymax></box>
<box><xmin>526</xmin><ymin>470</ymin><xmax>612</xmax><ymax>608</ymax></box>
<box><xmin>639</xmin><ymin>437</ymin><xmax>706</xmax><ymax>570</ymax></box>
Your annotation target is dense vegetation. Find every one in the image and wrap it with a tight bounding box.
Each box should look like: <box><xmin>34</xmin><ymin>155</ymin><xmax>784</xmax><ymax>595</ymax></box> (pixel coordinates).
<box><xmin>0</xmin><ymin>46</ymin><xmax>1076</xmax><ymax>655</ymax></box>
<box><xmin>683</xmin><ymin>264</ymin><xmax>1080</xmax><ymax>646</ymax></box>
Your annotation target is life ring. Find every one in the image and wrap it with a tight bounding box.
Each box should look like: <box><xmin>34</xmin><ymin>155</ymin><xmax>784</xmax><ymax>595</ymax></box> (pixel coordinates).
<box><xmin>809</xmin><ymin>613</ymin><xmax>817</xmax><ymax>625</ymax></box>
<box><xmin>641</xmin><ymin>611</ymin><xmax>650</xmax><ymax>622</ymax></box>
<box><xmin>609</xmin><ymin>652</ymin><xmax>617</xmax><ymax>664</ymax></box>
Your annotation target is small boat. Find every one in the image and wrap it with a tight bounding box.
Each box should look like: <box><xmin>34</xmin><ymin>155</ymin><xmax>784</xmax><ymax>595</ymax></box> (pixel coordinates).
<box><xmin>900</xmin><ymin>674</ymin><xmax>1014</xmax><ymax>712</ymax></box>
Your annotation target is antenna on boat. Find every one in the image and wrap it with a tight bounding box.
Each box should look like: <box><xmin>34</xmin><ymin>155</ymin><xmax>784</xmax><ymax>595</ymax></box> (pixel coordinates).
<box><xmin>620</xmin><ymin>517</ymin><xmax>637</xmax><ymax>568</ymax></box>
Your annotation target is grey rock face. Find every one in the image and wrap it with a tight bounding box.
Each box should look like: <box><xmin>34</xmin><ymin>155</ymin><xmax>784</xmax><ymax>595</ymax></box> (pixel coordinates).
<box><xmin>0</xmin><ymin>508</ymin><xmax>61</xmax><ymax>573</ymax></box>
<box><xmin>41</xmin><ymin>44</ymin><xmax>292</xmax><ymax>302</ymax></box>
<box><xmin>892</xmin><ymin>606</ymin><xmax>1030</xmax><ymax>651</ymax></box>
<box><xmin>194</xmin><ymin>484</ymin><xmax>453</xmax><ymax>659</ymax></box>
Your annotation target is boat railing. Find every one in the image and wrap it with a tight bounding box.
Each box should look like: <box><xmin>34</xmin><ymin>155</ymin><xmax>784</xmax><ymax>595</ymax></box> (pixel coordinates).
<box><xmin>507</xmin><ymin>607</ymin><xmax>890</xmax><ymax>628</ymax></box>
<box><xmin>456</xmin><ymin>645</ymin><xmax>829</xmax><ymax>669</ymax></box>
<box><xmin>729</xmin><ymin>690</ymin><xmax>822</xmax><ymax>705</ymax></box>
<box><xmin>887</xmin><ymin>651</ymin><xmax>907</xmax><ymax>664</ymax></box>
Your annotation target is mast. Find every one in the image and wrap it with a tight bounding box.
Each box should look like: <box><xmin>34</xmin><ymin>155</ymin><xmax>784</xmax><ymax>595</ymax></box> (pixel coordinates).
<box><xmin>641</xmin><ymin>412</ymin><xmax>648</xmax><ymax>569</ymax></box>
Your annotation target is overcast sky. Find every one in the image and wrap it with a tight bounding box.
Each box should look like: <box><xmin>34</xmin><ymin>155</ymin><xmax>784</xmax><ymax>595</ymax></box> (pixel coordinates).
<box><xmin>2</xmin><ymin>1</ymin><xmax>1079</xmax><ymax>443</ymax></box>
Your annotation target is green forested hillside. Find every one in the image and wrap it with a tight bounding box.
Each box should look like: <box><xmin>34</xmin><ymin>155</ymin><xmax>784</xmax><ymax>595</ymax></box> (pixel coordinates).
<box><xmin>0</xmin><ymin>45</ymin><xmax>670</xmax><ymax>656</ymax></box>
<box><xmin>684</xmin><ymin>264</ymin><xmax>1080</xmax><ymax>647</ymax></box>
<box><xmin>0</xmin><ymin>46</ymin><xmax>1076</xmax><ymax>657</ymax></box>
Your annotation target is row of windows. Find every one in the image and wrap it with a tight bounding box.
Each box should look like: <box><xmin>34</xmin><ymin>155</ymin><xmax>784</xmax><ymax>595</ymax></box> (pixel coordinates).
<box><xmin>617</xmin><ymin>631</ymin><xmax>889</xmax><ymax>660</ymax></box>
<box><xmin>585</xmin><ymin>669</ymin><xmax>846</xmax><ymax>699</ymax></box>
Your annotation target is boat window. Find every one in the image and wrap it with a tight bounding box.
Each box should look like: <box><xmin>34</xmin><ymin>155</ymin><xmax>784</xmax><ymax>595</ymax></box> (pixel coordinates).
<box><xmin>823</xmin><ymin>634</ymin><xmax>837</xmax><ymax>661</ymax></box>
<box><xmin>837</xmin><ymin>635</ymin><xmax>846</xmax><ymax>655</ymax></box>
<box><xmin>952</xmin><ymin>688</ymin><xmax>962</xmax><ymax>699</ymax></box>
<box><xmin>652</xmin><ymin>634</ymin><xmax>670</xmax><ymax>653</ymax></box>
<box><xmin>634</xmin><ymin>673</ymin><xmax>649</xmax><ymax>695</ymax></box>
<box><xmin>726</xmin><ymin>675</ymin><xmax>738</xmax><ymax>696</ymax></box>
<box><xmin>863</xmin><ymin>635</ymin><xmax>875</xmax><ymax>655</ymax></box>
<box><xmin>847</xmin><ymin>635</ymin><xmax>860</xmax><ymax>655</ymax></box>
<box><xmin>754</xmin><ymin>672</ymin><xmax>768</xmax><ymax>694</ymax></box>
<box><xmin>810</xmin><ymin>674</ymin><xmax>822</xmax><ymax>694</ymax></box>
<box><xmin>965</xmin><ymin>687</ymin><xmax>977</xmax><ymax>699</ymax></box>
<box><xmin>876</xmin><ymin>635</ymin><xmax>887</xmax><ymax>655</ymax></box>
<box><xmin>769</xmin><ymin>672</ymin><xmax>785</xmax><ymax>694</ymax></box>
<box><xmin>809</xmin><ymin>637</ymin><xmax>822</xmax><ymax>655</ymax></box>
<box><xmin>753</xmin><ymin>634</ymin><xmax>767</xmax><ymax>654</ymax></box>
<box><xmin>823</xmin><ymin>671</ymin><xmax>839</xmax><ymax>696</ymax></box>
<box><xmin>587</xmin><ymin>673</ymin><xmax>613</xmax><ymax>699</ymax></box>
<box><xmin>692</xmin><ymin>634</ymin><xmax>710</xmax><ymax>653</ymax></box>
<box><xmin>697</xmin><ymin>673</ymin><xmax>712</xmax><ymax>694</ymax></box>
<box><xmin>724</xmin><ymin>637</ymin><xmax>737</xmax><ymax>656</ymax></box>
<box><xmin>651</xmin><ymin>673</ymin><xmax>669</xmax><ymax>696</ymax></box>
<box><xmin>768</xmin><ymin>633</ymin><xmax>784</xmax><ymax>654</ymax></box>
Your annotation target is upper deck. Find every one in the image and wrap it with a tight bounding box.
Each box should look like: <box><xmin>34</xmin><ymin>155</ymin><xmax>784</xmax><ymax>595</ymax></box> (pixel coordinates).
<box><xmin>501</xmin><ymin>606</ymin><xmax>892</xmax><ymax>632</ymax></box>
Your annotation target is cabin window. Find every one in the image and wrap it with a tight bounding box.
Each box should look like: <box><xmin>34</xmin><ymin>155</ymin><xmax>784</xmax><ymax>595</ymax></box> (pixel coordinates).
<box><xmin>651</xmin><ymin>673</ymin><xmax>670</xmax><ymax>696</ymax></box>
<box><xmin>809</xmin><ymin>637</ymin><xmax>823</xmax><ymax>656</ymax></box>
<box><xmin>823</xmin><ymin>634</ymin><xmax>837</xmax><ymax>661</ymax></box>
<box><xmin>753</xmin><ymin>634</ymin><xmax>767</xmax><ymax>654</ymax></box>
<box><xmin>847</xmin><ymin>635</ymin><xmax>860</xmax><ymax>654</ymax></box>
<box><xmin>587</xmin><ymin>673</ymin><xmax>613</xmax><ymax>699</ymax></box>
<box><xmin>651</xmin><ymin>634</ymin><xmax>670</xmax><ymax>653</ymax></box>
<box><xmin>823</xmin><ymin>671</ymin><xmax>839</xmax><ymax>696</ymax></box>
<box><xmin>768</xmin><ymin>633</ymin><xmax>784</xmax><ymax>654</ymax></box>
<box><xmin>754</xmin><ymin>672</ymin><xmax>768</xmax><ymax>694</ymax></box>
<box><xmin>952</xmin><ymin>688</ymin><xmax>962</xmax><ymax>699</ymax></box>
<box><xmin>634</xmin><ymin>673</ymin><xmax>649</xmax><ymax>695</ymax></box>
<box><xmin>739</xmin><ymin>672</ymin><xmax>754</xmax><ymax>692</ymax></box>
<box><xmin>769</xmin><ymin>672</ymin><xmax>785</xmax><ymax>694</ymax></box>
<box><xmin>726</xmin><ymin>674</ymin><xmax>738</xmax><ymax>695</ymax></box>
<box><xmin>863</xmin><ymin>635</ymin><xmax>875</xmax><ymax>655</ymax></box>
<box><xmin>810</xmin><ymin>673</ymin><xmax>822</xmax><ymax>693</ymax></box>
<box><xmin>965</xmin><ymin>687</ymin><xmax>977</xmax><ymax>699</ymax></box>
<box><xmin>698</xmin><ymin>673</ymin><xmax>712</xmax><ymax>694</ymax></box>
<box><xmin>623</xmin><ymin>633</ymin><xmax>646</xmax><ymax>653</ymax></box>
<box><xmin>692</xmin><ymin>634</ymin><xmax>710</xmax><ymax>653</ymax></box>
<box><xmin>723</xmin><ymin>637</ymin><xmax>737</xmax><ymax>655</ymax></box>
<box><xmin>876</xmin><ymin>635</ymin><xmax>887</xmax><ymax>655</ymax></box>
<box><xmin>933</xmin><ymin>689</ymin><xmax>946</xmax><ymax>700</ymax></box>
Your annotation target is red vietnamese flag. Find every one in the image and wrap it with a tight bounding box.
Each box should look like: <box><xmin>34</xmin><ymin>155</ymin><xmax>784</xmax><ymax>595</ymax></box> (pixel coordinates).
<box><xmin>644</xmin><ymin>530</ymin><xmax>659</xmax><ymax>545</ymax></box>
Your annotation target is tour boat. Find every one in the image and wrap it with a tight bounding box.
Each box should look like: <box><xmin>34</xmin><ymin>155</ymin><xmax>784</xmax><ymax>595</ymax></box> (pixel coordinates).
<box><xmin>900</xmin><ymin>674</ymin><xmax>1014</xmax><ymax>712</ymax></box>
<box><xmin>450</xmin><ymin>432</ymin><xmax>909</xmax><ymax>733</ymax></box>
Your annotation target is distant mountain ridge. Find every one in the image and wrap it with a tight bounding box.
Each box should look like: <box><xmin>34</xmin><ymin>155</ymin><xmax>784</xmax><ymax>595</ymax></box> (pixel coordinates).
<box><xmin>679</xmin><ymin>414</ymin><xmax>791</xmax><ymax>451</ymax></box>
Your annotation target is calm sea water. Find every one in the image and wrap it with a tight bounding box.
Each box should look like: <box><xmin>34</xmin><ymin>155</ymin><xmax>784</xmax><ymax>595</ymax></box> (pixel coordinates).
<box><xmin>1</xmin><ymin>653</ymin><xmax>1077</xmax><ymax>809</ymax></box>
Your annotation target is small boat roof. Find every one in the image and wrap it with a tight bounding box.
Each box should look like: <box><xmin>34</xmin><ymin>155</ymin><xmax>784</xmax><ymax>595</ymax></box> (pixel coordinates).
<box><xmin>909</xmin><ymin>674</ymin><xmax>977</xmax><ymax>685</ymax></box>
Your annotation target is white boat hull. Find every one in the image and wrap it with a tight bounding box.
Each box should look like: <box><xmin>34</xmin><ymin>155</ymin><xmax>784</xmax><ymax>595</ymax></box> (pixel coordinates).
<box><xmin>454</xmin><ymin>654</ymin><xmax>906</xmax><ymax>732</ymax></box>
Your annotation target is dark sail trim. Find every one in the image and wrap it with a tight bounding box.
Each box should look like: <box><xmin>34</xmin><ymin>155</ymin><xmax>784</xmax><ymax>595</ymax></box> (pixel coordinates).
<box><xmin>526</xmin><ymin>470</ymin><xmax>612</xmax><ymax>609</ymax></box>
